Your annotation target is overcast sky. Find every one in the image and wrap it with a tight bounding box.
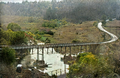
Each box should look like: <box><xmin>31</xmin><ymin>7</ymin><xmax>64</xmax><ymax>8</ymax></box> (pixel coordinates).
<box><xmin>0</xmin><ymin>0</ymin><xmax>56</xmax><ymax>3</ymax></box>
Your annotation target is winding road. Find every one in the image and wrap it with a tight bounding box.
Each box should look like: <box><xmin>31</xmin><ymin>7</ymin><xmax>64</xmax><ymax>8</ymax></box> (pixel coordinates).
<box><xmin>98</xmin><ymin>22</ymin><xmax>118</xmax><ymax>44</ymax></box>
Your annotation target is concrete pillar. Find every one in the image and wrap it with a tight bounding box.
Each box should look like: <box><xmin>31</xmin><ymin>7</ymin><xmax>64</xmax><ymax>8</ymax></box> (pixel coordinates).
<box><xmin>69</xmin><ymin>47</ymin><xmax>71</xmax><ymax>56</ymax></box>
<box><xmin>42</xmin><ymin>48</ymin><xmax>44</xmax><ymax>61</ymax></box>
<box><xmin>47</xmin><ymin>47</ymin><xmax>49</xmax><ymax>54</ymax></box>
<box><xmin>80</xmin><ymin>46</ymin><xmax>82</xmax><ymax>52</ymax></box>
<box><xmin>52</xmin><ymin>47</ymin><xmax>53</xmax><ymax>54</ymax></box>
<box><xmin>79</xmin><ymin>46</ymin><xmax>81</xmax><ymax>52</ymax></box>
<box><xmin>56</xmin><ymin>70</ymin><xmax>57</xmax><ymax>76</ymax></box>
<box><xmin>32</xmin><ymin>48</ymin><xmax>33</xmax><ymax>54</ymax></box>
<box><xmin>60</xmin><ymin>69</ymin><xmax>62</xmax><ymax>75</ymax></box>
<box><xmin>51</xmin><ymin>71</ymin><xmax>53</xmax><ymax>76</ymax></box>
<box><xmin>37</xmin><ymin>48</ymin><xmax>39</xmax><ymax>61</ymax></box>
<box><xmin>65</xmin><ymin>47</ymin><xmax>66</xmax><ymax>56</ymax></box>
<box><xmin>64</xmin><ymin>64</ymin><xmax>66</xmax><ymax>74</ymax></box>
<box><xmin>85</xmin><ymin>45</ymin><xmax>87</xmax><ymax>52</ymax></box>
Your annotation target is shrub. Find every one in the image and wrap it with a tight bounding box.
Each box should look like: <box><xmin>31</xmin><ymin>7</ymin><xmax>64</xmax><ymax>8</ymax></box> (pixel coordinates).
<box><xmin>0</xmin><ymin>47</ymin><xmax>16</xmax><ymax>65</ymax></box>
<box><xmin>67</xmin><ymin>53</ymin><xmax>113</xmax><ymax>78</ymax></box>
<box><xmin>72</xmin><ymin>39</ymin><xmax>80</xmax><ymax>43</ymax></box>
<box><xmin>7</xmin><ymin>23</ymin><xmax>21</xmax><ymax>31</ymax></box>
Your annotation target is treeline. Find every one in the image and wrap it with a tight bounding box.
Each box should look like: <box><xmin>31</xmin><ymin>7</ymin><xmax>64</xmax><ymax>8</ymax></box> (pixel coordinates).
<box><xmin>0</xmin><ymin>0</ymin><xmax>120</xmax><ymax>23</ymax></box>
<box><xmin>0</xmin><ymin>1</ymin><xmax>51</xmax><ymax>17</ymax></box>
<box><xmin>45</xmin><ymin>0</ymin><xmax>120</xmax><ymax>23</ymax></box>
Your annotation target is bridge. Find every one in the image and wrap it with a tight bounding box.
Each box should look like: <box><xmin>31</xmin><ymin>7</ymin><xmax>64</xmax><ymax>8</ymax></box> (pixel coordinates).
<box><xmin>0</xmin><ymin>22</ymin><xmax>118</xmax><ymax>61</ymax></box>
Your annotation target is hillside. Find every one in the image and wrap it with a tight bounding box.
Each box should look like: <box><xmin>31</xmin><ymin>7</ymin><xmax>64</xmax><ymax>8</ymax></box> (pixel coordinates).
<box><xmin>52</xmin><ymin>21</ymin><xmax>104</xmax><ymax>43</ymax></box>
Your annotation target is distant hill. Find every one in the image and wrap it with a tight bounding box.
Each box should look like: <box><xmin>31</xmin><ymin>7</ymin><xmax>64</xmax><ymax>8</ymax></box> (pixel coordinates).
<box><xmin>0</xmin><ymin>0</ymin><xmax>120</xmax><ymax>23</ymax></box>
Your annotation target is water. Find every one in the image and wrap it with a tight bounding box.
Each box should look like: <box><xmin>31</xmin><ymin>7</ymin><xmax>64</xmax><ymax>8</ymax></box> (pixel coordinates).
<box><xmin>21</xmin><ymin>43</ymin><xmax>69</xmax><ymax>76</ymax></box>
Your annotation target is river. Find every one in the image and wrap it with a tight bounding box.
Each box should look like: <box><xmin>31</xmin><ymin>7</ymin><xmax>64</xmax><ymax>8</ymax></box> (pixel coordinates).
<box><xmin>21</xmin><ymin>43</ymin><xmax>69</xmax><ymax>76</ymax></box>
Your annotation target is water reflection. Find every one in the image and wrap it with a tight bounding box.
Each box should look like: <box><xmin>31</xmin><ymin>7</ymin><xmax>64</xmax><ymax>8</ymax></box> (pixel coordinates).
<box><xmin>21</xmin><ymin>43</ymin><xmax>69</xmax><ymax>76</ymax></box>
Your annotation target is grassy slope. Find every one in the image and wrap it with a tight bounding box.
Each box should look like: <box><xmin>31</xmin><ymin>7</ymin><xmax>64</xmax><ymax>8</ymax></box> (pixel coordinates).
<box><xmin>1</xmin><ymin>15</ymin><xmax>104</xmax><ymax>44</ymax></box>
<box><xmin>52</xmin><ymin>21</ymin><xmax>103</xmax><ymax>43</ymax></box>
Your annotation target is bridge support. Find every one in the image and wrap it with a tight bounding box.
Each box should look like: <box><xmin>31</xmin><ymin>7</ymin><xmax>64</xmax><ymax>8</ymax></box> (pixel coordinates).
<box><xmin>80</xmin><ymin>46</ymin><xmax>83</xmax><ymax>52</ymax></box>
<box><xmin>42</xmin><ymin>48</ymin><xmax>44</xmax><ymax>61</ymax></box>
<box><xmin>85</xmin><ymin>45</ymin><xmax>87</xmax><ymax>52</ymax></box>
<box><xmin>64</xmin><ymin>64</ymin><xmax>66</xmax><ymax>74</ymax></box>
<box><xmin>37</xmin><ymin>48</ymin><xmax>39</xmax><ymax>61</ymax></box>
<box><xmin>47</xmin><ymin>47</ymin><xmax>49</xmax><ymax>54</ymax></box>
<box><xmin>32</xmin><ymin>48</ymin><xmax>33</xmax><ymax>54</ymax></box>
<box><xmin>65</xmin><ymin>47</ymin><xmax>66</xmax><ymax>56</ymax></box>
<box><xmin>69</xmin><ymin>47</ymin><xmax>71</xmax><ymax>56</ymax></box>
<box><xmin>52</xmin><ymin>47</ymin><xmax>54</xmax><ymax>53</ymax></box>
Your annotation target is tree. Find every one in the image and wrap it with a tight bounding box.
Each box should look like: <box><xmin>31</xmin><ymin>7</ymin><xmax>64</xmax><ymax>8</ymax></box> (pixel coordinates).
<box><xmin>44</xmin><ymin>7</ymin><xmax>57</xmax><ymax>20</ymax></box>
<box><xmin>72</xmin><ymin>39</ymin><xmax>80</xmax><ymax>43</ymax></box>
<box><xmin>10</xmin><ymin>31</ymin><xmax>28</xmax><ymax>45</ymax></box>
<box><xmin>102</xmin><ymin>15</ymin><xmax>107</xmax><ymax>26</ymax></box>
<box><xmin>28</xmin><ymin>17</ymin><xmax>34</xmax><ymax>23</ymax></box>
<box><xmin>0</xmin><ymin>47</ymin><xmax>16</xmax><ymax>65</ymax></box>
<box><xmin>7</xmin><ymin>23</ymin><xmax>21</xmax><ymax>31</ymax></box>
<box><xmin>67</xmin><ymin>52</ymin><xmax>113</xmax><ymax>78</ymax></box>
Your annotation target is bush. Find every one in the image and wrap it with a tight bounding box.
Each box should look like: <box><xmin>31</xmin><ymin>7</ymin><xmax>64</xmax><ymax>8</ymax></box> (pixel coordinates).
<box><xmin>0</xmin><ymin>47</ymin><xmax>16</xmax><ymax>65</ymax></box>
<box><xmin>93</xmin><ymin>21</ymin><xmax>98</xmax><ymax>26</ymax></box>
<box><xmin>42</xmin><ymin>20</ymin><xmax>59</xmax><ymax>28</ymax></box>
<box><xmin>7</xmin><ymin>23</ymin><xmax>21</xmax><ymax>31</ymax></box>
<box><xmin>10</xmin><ymin>31</ymin><xmax>28</xmax><ymax>45</ymax></box>
<box><xmin>67</xmin><ymin>53</ymin><xmax>113</xmax><ymax>78</ymax></box>
<box><xmin>72</xmin><ymin>39</ymin><xmax>80</xmax><ymax>43</ymax></box>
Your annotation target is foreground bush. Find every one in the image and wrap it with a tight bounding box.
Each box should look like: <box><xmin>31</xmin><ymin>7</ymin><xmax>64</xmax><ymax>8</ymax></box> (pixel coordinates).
<box><xmin>67</xmin><ymin>52</ymin><xmax>113</xmax><ymax>78</ymax></box>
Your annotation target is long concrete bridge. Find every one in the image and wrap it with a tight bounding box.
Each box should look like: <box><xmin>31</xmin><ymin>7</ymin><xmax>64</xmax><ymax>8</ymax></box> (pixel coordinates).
<box><xmin>0</xmin><ymin>22</ymin><xmax>118</xmax><ymax>61</ymax></box>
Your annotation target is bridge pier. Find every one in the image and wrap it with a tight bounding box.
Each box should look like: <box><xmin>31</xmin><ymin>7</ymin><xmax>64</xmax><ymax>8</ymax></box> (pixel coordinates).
<box><xmin>85</xmin><ymin>45</ymin><xmax>87</xmax><ymax>52</ymax></box>
<box><xmin>64</xmin><ymin>64</ymin><xmax>66</xmax><ymax>74</ymax></box>
<box><xmin>42</xmin><ymin>48</ymin><xmax>44</xmax><ymax>61</ymax></box>
<box><xmin>32</xmin><ymin>48</ymin><xmax>33</xmax><ymax>54</ymax></box>
<box><xmin>80</xmin><ymin>45</ymin><xmax>83</xmax><ymax>52</ymax></box>
<box><xmin>69</xmin><ymin>47</ymin><xmax>71</xmax><ymax>56</ymax></box>
<box><xmin>52</xmin><ymin>47</ymin><xmax>54</xmax><ymax>53</ymax></box>
<box><xmin>47</xmin><ymin>47</ymin><xmax>49</xmax><ymax>54</ymax></box>
<box><xmin>65</xmin><ymin>47</ymin><xmax>66</xmax><ymax>56</ymax></box>
<box><xmin>37</xmin><ymin>48</ymin><xmax>39</xmax><ymax>61</ymax></box>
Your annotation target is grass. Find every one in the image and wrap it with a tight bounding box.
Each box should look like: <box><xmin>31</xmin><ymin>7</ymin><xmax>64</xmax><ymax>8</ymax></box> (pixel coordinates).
<box><xmin>52</xmin><ymin>21</ymin><xmax>103</xmax><ymax>43</ymax></box>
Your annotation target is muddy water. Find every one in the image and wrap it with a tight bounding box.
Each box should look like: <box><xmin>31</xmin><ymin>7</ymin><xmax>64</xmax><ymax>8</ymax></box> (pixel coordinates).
<box><xmin>21</xmin><ymin>43</ymin><xmax>69</xmax><ymax>76</ymax></box>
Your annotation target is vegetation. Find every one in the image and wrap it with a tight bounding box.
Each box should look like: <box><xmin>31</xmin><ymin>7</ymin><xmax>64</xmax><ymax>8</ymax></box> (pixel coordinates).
<box><xmin>10</xmin><ymin>31</ymin><xmax>28</xmax><ymax>45</ymax></box>
<box><xmin>0</xmin><ymin>47</ymin><xmax>16</xmax><ymax>65</ymax></box>
<box><xmin>0</xmin><ymin>28</ymin><xmax>28</xmax><ymax>45</ymax></box>
<box><xmin>42</xmin><ymin>19</ymin><xmax>67</xmax><ymax>28</ymax></box>
<box><xmin>67</xmin><ymin>52</ymin><xmax>113</xmax><ymax>78</ymax></box>
<box><xmin>7</xmin><ymin>23</ymin><xmax>21</xmax><ymax>31</ymax></box>
<box><xmin>1</xmin><ymin>0</ymin><xmax>120</xmax><ymax>23</ymax></box>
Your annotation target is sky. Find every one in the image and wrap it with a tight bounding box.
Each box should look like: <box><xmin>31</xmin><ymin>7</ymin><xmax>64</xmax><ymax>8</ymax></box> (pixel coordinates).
<box><xmin>0</xmin><ymin>0</ymin><xmax>55</xmax><ymax>3</ymax></box>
